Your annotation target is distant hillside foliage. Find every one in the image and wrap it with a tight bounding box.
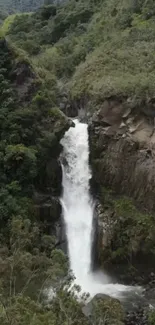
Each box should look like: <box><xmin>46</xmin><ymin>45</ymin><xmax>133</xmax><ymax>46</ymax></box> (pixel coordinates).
<box><xmin>3</xmin><ymin>0</ymin><xmax>155</xmax><ymax>110</ymax></box>
<box><xmin>0</xmin><ymin>0</ymin><xmax>64</xmax><ymax>14</ymax></box>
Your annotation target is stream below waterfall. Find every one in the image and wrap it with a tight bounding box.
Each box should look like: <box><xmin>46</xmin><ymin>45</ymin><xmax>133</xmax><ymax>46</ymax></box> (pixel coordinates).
<box><xmin>60</xmin><ymin>119</ymin><xmax>143</xmax><ymax>303</ymax></box>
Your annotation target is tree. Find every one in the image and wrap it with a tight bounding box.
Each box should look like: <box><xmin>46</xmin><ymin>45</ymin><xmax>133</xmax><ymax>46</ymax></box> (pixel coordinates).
<box><xmin>0</xmin><ymin>216</ymin><xmax>90</xmax><ymax>325</ymax></box>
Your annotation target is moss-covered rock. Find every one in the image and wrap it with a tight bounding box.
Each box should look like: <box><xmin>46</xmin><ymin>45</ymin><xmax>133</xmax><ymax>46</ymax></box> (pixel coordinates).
<box><xmin>83</xmin><ymin>294</ymin><xmax>124</xmax><ymax>325</ymax></box>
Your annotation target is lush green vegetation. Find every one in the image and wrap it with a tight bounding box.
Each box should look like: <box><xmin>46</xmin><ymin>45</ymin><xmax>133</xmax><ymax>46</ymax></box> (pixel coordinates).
<box><xmin>2</xmin><ymin>0</ymin><xmax>155</xmax><ymax>110</ymax></box>
<box><xmin>149</xmin><ymin>311</ymin><xmax>155</xmax><ymax>325</ymax></box>
<box><xmin>98</xmin><ymin>188</ymin><xmax>155</xmax><ymax>280</ymax></box>
<box><xmin>0</xmin><ymin>213</ymin><xmax>90</xmax><ymax>325</ymax></box>
<box><xmin>0</xmin><ymin>35</ymin><xmax>82</xmax><ymax>324</ymax></box>
<box><xmin>1</xmin><ymin>0</ymin><xmax>155</xmax><ymax>322</ymax></box>
<box><xmin>90</xmin><ymin>295</ymin><xmax>124</xmax><ymax>325</ymax></box>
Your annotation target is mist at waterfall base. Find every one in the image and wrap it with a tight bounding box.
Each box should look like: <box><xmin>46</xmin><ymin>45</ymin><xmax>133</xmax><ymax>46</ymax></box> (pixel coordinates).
<box><xmin>60</xmin><ymin>119</ymin><xmax>141</xmax><ymax>300</ymax></box>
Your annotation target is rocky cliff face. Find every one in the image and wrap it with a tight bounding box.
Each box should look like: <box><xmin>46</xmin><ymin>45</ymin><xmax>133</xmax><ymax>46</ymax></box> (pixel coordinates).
<box><xmin>89</xmin><ymin>100</ymin><xmax>155</xmax><ymax>211</ymax></box>
<box><xmin>88</xmin><ymin>100</ymin><xmax>155</xmax><ymax>282</ymax></box>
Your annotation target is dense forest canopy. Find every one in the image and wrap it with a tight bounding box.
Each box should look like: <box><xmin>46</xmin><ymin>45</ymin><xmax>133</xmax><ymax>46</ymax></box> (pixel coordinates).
<box><xmin>2</xmin><ymin>0</ymin><xmax>155</xmax><ymax>109</ymax></box>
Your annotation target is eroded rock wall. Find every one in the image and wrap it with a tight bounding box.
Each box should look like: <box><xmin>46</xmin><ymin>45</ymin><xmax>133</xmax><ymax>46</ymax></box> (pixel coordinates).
<box><xmin>88</xmin><ymin>99</ymin><xmax>155</xmax><ymax>281</ymax></box>
<box><xmin>89</xmin><ymin>100</ymin><xmax>155</xmax><ymax>211</ymax></box>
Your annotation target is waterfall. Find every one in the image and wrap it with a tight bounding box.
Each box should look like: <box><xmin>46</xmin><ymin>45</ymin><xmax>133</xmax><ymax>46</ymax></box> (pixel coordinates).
<box><xmin>60</xmin><ymin>119</ymin><xmax>140</xmax><ymax>298</ymax></box>
<box><xmin>60</xmin><ymin>119</ymin><xmax>94</xmax><ymax>282</ymax></box>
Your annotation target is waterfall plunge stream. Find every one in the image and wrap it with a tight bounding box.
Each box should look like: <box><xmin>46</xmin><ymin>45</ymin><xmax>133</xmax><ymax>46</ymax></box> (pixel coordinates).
<box><xmin>60</xmin><ymin>120</ymin><xmax>141</xmax><ymax>299</ymax></box>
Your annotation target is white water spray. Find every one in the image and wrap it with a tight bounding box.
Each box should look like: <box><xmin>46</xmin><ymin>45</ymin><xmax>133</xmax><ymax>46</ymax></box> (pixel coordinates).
<box><xmin>60</xmin><ymin>119</ymin><xmax>141</xmax><ymax>298</ymax></box>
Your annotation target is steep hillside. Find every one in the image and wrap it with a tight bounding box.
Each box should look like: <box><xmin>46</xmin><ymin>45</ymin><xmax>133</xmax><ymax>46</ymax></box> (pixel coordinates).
<box><xmin>4</xmin><ymin>0</ymin><xmax>155</xmax><ymax>113</ymax></box>
<box><xmin>0</xmin><ymin>36</ymin><xmax>80</xmax><ymax>324</ymax></box>
<box><xmin>3</xmin><ymin>0</ymin><xmax>155</xmax><ymax>273</ymax></box>
<box><xmin>0</xmin><ymin>35</ymin><xmax>73</xmax><ymax>237</ymax></box>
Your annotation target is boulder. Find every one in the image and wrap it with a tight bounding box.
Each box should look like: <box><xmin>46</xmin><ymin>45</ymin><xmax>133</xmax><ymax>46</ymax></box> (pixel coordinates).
<box><xmin>83</xmin><ymin>294</ymin><xmax>124</xmax><ymax>325</ymax></box>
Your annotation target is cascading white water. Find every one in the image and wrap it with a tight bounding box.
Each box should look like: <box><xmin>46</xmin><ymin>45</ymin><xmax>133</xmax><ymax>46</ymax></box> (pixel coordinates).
<box><xmin>60</xmin><ymin>119</ymin><xmax>141</xmax><ymax>298</ymax></box>
<box><xmin>61</xmin><ymin>119</ymin><xmax>94</xmax><ymax>282</ymax></box>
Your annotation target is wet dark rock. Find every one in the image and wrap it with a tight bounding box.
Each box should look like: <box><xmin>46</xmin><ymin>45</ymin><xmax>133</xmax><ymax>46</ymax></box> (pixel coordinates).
<box><xmin>59</xmin><ymin>97</ymin><xmax>78</xmax><ymax>117</ymax></box>
<box><xmin>34</xmin><ymin>192</ymin><xmax>61</xmax><ymax>222</ymax></box>
<box><xmin>91</xmin><ymin>205</ymin><xmax>99</xmax><ymax>270</ymax></box>
<box><xmin>125</xmin><ymin>308</ymin><xmax>149</xmax><ymax>325</ymax></box>
<box><xmin>45</xmin><ymin>158</ymin><xmax>62</xmax><ymax>195</ymax></box>
<box><xmin>145</xmin><ymin>287</ymin><xmax>155</xmax><ymax>308</ymax></box>
<box><xmin>34</xmin><ymin>191</ymin><xmax>67</xmax><ymax>249</ymax></box>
